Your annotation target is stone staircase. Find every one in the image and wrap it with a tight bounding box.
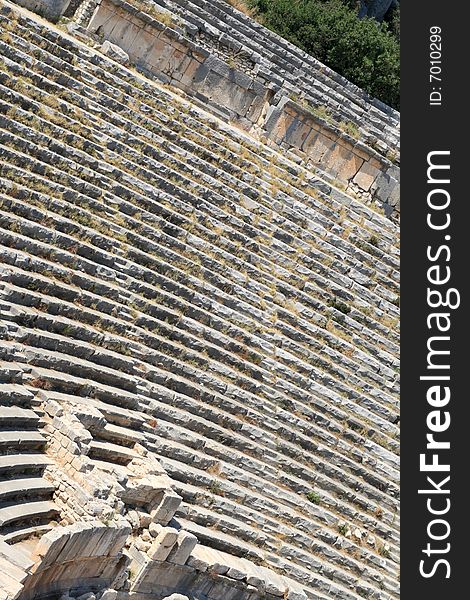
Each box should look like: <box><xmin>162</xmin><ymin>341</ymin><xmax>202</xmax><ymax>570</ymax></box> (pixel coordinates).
<box><xmin>0</xmin><ymin>374</ymin><xmax>59</xmax><ymax>544</ymax></box>
<box><xmin>0</xmin><ymin>1</ymin><xmax>399</xmax><ymax>598</ymax></box>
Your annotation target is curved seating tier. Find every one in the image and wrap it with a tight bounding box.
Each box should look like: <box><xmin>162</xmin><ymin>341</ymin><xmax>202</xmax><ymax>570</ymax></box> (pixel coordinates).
<box><xmin>0</xmin><ymin>2</ymin><xmax>399</xmax><ymax>599</ymax></box>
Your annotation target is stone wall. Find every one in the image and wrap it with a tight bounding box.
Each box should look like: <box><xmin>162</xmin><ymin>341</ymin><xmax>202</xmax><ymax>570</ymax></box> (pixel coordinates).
<box><xmin>6</xmin><ymin>0</ymin><xmax>400</xmax><ymax>215</ymax></box>
<box><xmin>263</xmin><ymin>98</ymin><xmax>400</xmax><ymax>215</ymax></box>
<box><xmin>3</xmin><ymin>524</ymin><xmax>306</xmax><ymax>600</ymax></box>
<box><xmin>140</xmin><ymin>0</ymin><xmax>399</xmax><ymax>149</ymax></box>
<box><xmin>87</xmin><ymin>0</ymin><xmax>271</xmax><ymax>133</ymax></box>
<box><xmin>18</xmin><ymin>523</ymin><xmax>130</xmax><ymax>599</ymax></box>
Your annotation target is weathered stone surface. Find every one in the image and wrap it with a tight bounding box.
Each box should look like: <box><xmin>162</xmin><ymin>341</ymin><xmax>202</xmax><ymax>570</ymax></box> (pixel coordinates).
<box><xmin>167</xmin><ymin>531</ymin><xmax>198</xmax><ymax>566</ymax></box>
<box><xmin>148</xmin><ymin>527</ymin><xmax>179</xmax><ymax>561</ymax></box>
<box><xmin>0</xmin><ymin>2</ymin><xmax>399</xmax><ymax>600</ymax></box>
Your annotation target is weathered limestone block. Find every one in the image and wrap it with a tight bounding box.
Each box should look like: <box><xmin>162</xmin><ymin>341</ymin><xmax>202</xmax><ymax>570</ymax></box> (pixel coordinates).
<box><xmin>304</xmin><ymin>131</ymin><xmax>336</xmax><ymax>165</ymax></box>
<box><xmin>179</xmin><ymin>56</ymin><xmax>205</xmax><ymax>88</ymax></box>
<box><xmin>150</xmin><ymin>489</ymin><xmax>182</xmax><ymax>525</ymax></box>
<box><xmin>205</xmin><ymin>576</ymin><xmax>258</xmax><ymax>600</ymax></box>
<box><xmin>30</xmin><ymin>522</ymin><xmax>130</xmax><ymax>573</ymax></box>
<box><xmin>120</xmin><ymin>474</ymin><xmax>170</xmax><ymax>505</ymax></box>
<box><xmin>353</xmin><ymin>159</ymin><xmax>382</xmax><ymax>192</ymax></box>
<box><xmin>100</xmin><ymin>41</ymin><xmax>130</xmax><ymax>65</ymax></box>
<box><xmin>99</xmin><ymin>591</ymin><xmax>118</xmax><ymax>600</ymax></box>
<box><xmin>323</xmin><ymin>142</ymin><xmax>355</xmax><ymax>180</ymax></box>
<box><xmin>0</xmin><ymin>556</ymin><xmax>28</xmax><ymax>586</ymax></box>
<box><xmin>372</xmin><ymin>164</ymin><xmax>400</xmax><ymax>206</ymax></box>
<box><xmin>257</xmin><ymin>565</ymin><xmax>288</xmax><ymax>597</ymax></box>
<box><xmin>166</xmin><ymin>531</ymin><xmax>198</xmax><ymax>566</ymax></box>
<box><xmin>0</xmin><ymin>561</ymin><xmax>23</xmax><ymax>600</ymax></box>
<box><xmin>187</xmin><ymin>544</ymin><xmax>231</xmax><ymax>576</ymax></box>
<box><xmin>127</xmin><ymin>25</ymin><xmax>160</xmax><ymax>63</ymax></box>
<box><xmin>30</xmin><ymin>527</ymin><xmax>70</xmax><ymax>573</ymax></box>
<box><xmin>19</xmin><ymin>521</ymin><xmax>131</xmax><ymax>599</ymax></box>
<box><xmin>147</xmin><ymin>527</ymin><xmax>179</xmax><ymax>561</ymax></box>
<box><xmin>0</xmin><ymin>542</ymin><xmax>34</xmax><ymax>573</ymax></box>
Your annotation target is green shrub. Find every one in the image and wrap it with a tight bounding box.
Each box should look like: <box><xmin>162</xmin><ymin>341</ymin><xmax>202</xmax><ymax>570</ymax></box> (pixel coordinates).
<box><xmin>327</xmin><ymin>297</ymin><xmax>351</xmax><ymax>314</ymax></box>
<box><xmin>306</xmin><ymin>491</ymin><xmax>321</xmax><ymax>504</ymax></box>
<box><xmin>249</xmin><ymin>0</ymin><xmax>399</xmax><ymax>109</ymax></box>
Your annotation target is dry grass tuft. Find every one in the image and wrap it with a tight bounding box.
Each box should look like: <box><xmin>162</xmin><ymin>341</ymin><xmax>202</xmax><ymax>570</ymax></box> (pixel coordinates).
<box><xmin>224</xmin><ymin>0</ymin><xmax>257</xmax><ymax>18</ymax></box>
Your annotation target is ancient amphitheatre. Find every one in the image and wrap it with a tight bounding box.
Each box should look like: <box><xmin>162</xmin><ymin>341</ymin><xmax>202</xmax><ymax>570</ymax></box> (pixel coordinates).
<box><xmin>0</xmin><ymin>0</ymin><xmax>399</xmax><ymax>598</ymax></box>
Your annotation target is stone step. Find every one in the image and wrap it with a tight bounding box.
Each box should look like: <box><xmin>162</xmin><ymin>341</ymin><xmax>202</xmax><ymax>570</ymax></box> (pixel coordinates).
<box><xmin>88</xmin><ymin>439</ymin><xmax>139</xmax><ymax>465</ymax></box>
<box><xmin>0</xmin><ymin>234</ymin><xmax>396</xmax><ymax>394</ymax></box>
<box><xmin>0</xmin><ymin>454</ymin><xmax>51</xmax><ymax>475</ymax></box>
<box><xmin>22</xmin><ymin>5</ymin><xmax>402</xmax><ymax>206</ymax></box>
<box><xmin>0</xmin><ymin>232</ymin><xmax>396</xmax><ymax>406</ymax></box>
<box><xmin>0</xmin><ymin>94</ymin><xmax>396</xmax><ymax>288</ymax></box>
<box><xmin>0</xmin><ymin>172</ymin><xmax>400</xmax><ymax>353</ymax></box>
<box><xmin>173</xmin><ymin>478</ymin><xmax>399</xmax><ymax>556</ymax></box>
<box><xmin>1</xmin><ymin>523</ymin><xmax>53</xmax><ymax>544</ymax></box>
<box><xmin>177</xmin><ymin>501</ymin><xmax>398</xmax><ymax>592</ymax></box>
<box><xmin>0</xmin><ymin>63</ymin><xmax>394</xmax><ymax>262</ymax></box>
<box><xmin>177</xmin><ymin>517</ymin><xmax>373</xmax><ymax>600</ymax></box>
<box><xmin>0</xmin><ymin>90</ymin><xmax>396</xmax><ymax>284</ymax></box>
<box><xmin>2</xmin><ymin>310</ymin><xmax>400</xmax><ymax>492</ymax></box>
<box><xmin>34</xmin><ymin>386</ymin><xmax>146</xmax><ymax>428</ymax></box>
<box><xmin>188</xmin><ymin>544</ymin><xmax>314</xmax><ymax>600</ymax></box>
<box><xmin>99</xmin><ymin>422</ymin><xmax>143</xmax><ymax>446</ymax></box>
<box><xmin>0</xmin><ymin>406</ymin><xmax>38</xmax><ymax>427</ymax></box>
<box><xmin>35</xmin><ymin>363</ymin><xmax>398</xmax><ymax>494</ymax></box>
<box><xmin>0</xmin><ymin>192</ymin><xmax>400</xmax><ymax>400</ymax></box>
<box><xmin>188</xmin><ymin>491</ymin><xmax>396</xmax><ymax>572</ymax></box>
<box><xmin>0</xmin><ymin>431</ymin><xmax>46</xmax><ymax>451</ymax></box>
<box><xmin>0</xmin><ymin>500</ymin><xmax>58</xmax><ymax>528</ymax></box>
<box><xmin>158</xmin><ymin>450</ymin><xmax>399</xmax><ymax>542</ymax></box>
<box><xmin>0</xmin><ymin>554</ymin><xmax>24</xmax><ymax>597</ymax></box>
<box><xmin>0</xmin><ymin>251</ymin><xmax>398</xmax><ymax>466</ymax></box>
<box><xmin>0</xmin><ymin>268</ymin><xmax>396</xmax><ymax>440</ymax></box>
<box><xmin>0</xmin><ymin>539</ymin><xmax>34</xmax><ymax>571</ymax></box>
<box><xmin>175</xmin><ymin>517</ymin><xmax>264</xmax><ymax>564</ymax></box>
<box><xmin>0</xmin><ymin>364</ymin><xmax>25</xmax><ymax>385</ymax></box>
<box><xmin>0</xmin><ymin>478</ymin><xmax>55</xmax><ymax>503</ymax></box>
<box><xmin>0</xmin><ymin>281</ymin><xmax>396</xmax><ymax>412</ymax></box>
<box><xmin>0</xmin><ymin>270</ymin><xmax>399</xmax><ymax>446</ymax></box>
<box><xmin>0</xmin><ymin>341</ymin><xmax>139</xmax><ymax>398</ymax></box>
<box><xmin>0</xmin><ymin>384</ymin><xmax>35</xmax><ymax>407</ymax></box>
<box><xmin>0</xmin><ymin>273</ymin><xmax>398</xmax><ymax>430</ymax></box>
<box><xmin>11</xmin><ymin>343</ymin><xmax>399</xmax><ymax>532</ymax></box>
<box><xmin>145</xmin><ymin>415</ymin><xmax>398</xmax><ymax>513</ymax></box>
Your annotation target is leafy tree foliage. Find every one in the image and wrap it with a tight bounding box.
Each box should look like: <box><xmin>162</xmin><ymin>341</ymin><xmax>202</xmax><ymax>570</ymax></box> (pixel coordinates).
<box><xmin>249</xmin><ymin>0</ymin><xmax>400</xmax><ymax>109</ymax></box>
